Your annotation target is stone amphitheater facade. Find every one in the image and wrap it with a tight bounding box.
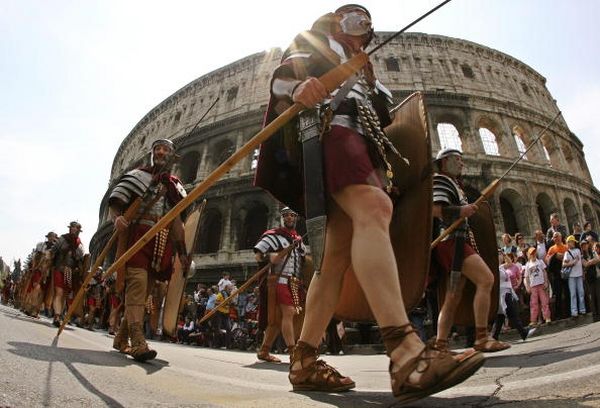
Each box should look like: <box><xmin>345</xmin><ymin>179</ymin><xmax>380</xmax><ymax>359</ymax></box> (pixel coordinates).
<box><xmin>91</xmin><ymin>32</ymin><xmax>600</xmax><ymax>285</ymax></box>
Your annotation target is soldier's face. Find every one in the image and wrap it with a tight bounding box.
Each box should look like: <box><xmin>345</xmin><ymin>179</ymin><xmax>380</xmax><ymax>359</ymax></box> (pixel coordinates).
<box><xmin>153</xmin><ymin>145</ymin><xmax>172</xmax><ymax>167</ymax></box>
<box><xmin>443</xmin><ymin>155</ymin><xmax>463</xmax><ymax>177</ymax></box>
<box><xmin>283</xmin><ymin>212</ymin><xmax>297</xmax><ymax>228</ymax></box>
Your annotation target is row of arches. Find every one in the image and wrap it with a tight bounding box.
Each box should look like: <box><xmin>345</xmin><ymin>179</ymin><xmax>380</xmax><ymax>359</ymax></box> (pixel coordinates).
<box><xmin>496</xmin><ymin>188</ymin><xmax>597</xmax><ymax>237</ymax></box>
<box><xmin>177</xmin><ymin>138</ymin><xmax>237</xmax><ymax>185</ymax></box>
<box><xmin>434</xmin><ymin>115</ymin><xmax>587</xmax><ymax>179</ymax></box>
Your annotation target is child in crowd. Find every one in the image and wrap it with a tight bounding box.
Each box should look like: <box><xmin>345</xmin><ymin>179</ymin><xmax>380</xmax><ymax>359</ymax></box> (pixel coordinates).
<box><xmin>523</xmin><ymin>247</ymin><xmax>551</xmax><ymax>325</ymax></box>
<box><xmin>563</xmin><ymin>235</ymin><xmax>586</xmax><ymax>317</ymax></box>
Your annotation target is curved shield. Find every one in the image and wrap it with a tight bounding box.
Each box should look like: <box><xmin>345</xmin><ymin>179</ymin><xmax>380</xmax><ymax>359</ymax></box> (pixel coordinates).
<box><xmin>334</xmin><ymin>92</ymin><xmax>433</xmax><ymax>322</ymax></box>
<box><xmin>162</xmin><ymin>201</ymin><xmax>205</xmax><ymax>337</ymax></box>
<box><xmin>437</xmin><ymin>200</ymin><xmax>499</xmax><ymax>325</ymax></box>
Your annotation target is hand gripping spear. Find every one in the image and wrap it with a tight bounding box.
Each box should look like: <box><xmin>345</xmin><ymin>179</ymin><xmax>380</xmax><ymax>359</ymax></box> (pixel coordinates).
<box><xmin>431</xmin><ymin>110</ymin><xmax>563</xmax><ymax>251</ymax></box>
<box><xmin>99</xmin><ymin>0</ymin><xmax>455</xmax><ymax>288</ymax></box>
<box><xmin>56</xmin><ymin>98</ymin><xmax>219</xmax><ymax>337</ymax></box>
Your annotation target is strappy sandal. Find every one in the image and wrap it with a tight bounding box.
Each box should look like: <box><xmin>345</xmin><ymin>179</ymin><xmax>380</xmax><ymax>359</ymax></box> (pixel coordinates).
<box><xmin>473</xmin><ymin>327</ymin><xmax>511</xmax><ymax>353</ymax></box>
<box><xmin>381</xmin><ymin>325</ymin><xmax>485</xmax><ymax>404</ymax></box>
<box><xmin>257</xmin><ymin>346</ymin><xmax>282</xmax><ymax>363</ymax></box>
<box><xmin>431</xmin><ymin>338</ymin><xmax>479</xmax><ymax>363</ymax></box>
<box><xmin>289</xmin><ymin>341</ymin><xmax>355</xmax><ymax>392</ymax></box>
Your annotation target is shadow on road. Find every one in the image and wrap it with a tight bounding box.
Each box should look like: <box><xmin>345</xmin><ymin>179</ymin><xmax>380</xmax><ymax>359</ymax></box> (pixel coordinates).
<box><xmin>7</xmin><ymin>339</ymin><xmax>168</xmax><ymax>407</ymax></box>
<box><xmin>484</xmin><ymin>344</ymin><xmax>600</xmax><ymax>368</ymax></box>
<box><xmin>244</xmin><ymin>361</ymin><xmax>290</xmax><ymax>372</ymax></box>
<box><xmin>296</xmin><ymin>391</ymin><xmax>599</xmax><ymax>407</ymax></box>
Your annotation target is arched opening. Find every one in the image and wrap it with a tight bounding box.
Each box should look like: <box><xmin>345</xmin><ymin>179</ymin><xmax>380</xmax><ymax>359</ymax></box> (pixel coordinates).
<box><xmin>436</xmin><ymin>123</ymin><xmax>462</xmax><ymax>151</ymax></box>
<box><xmin>195</xmin><ymin>208</ymin><xmax>223</xmax><ymax>254</ymax></box>
<box><xmin>563</xmin><ymin>198</ymin><xmax>579</xmax><ymax>234</ymax></box>
<box><xmin>512</xmin><ymin>127</ymin><xmax>528</xmax><ymax>160</ymax></box>
<box><xmin>179</xmin><ymin>151</ymin><xmax>200</xmax><ymax>184</ymax></box>
<box><xmin>478</xmin><ymin>127</ymin><xmax>500</xmax><ymax>156</ymax></box>
<box><xmin>212</xmin><ymin>139</ymin><xmax>235</xmax><ymax>169</ymax></box>
<box><xmin>499</xmin><ymin>189</ymin><xmax>528</xmax><ymax>235</ymax></box>
<box><xmin>583</xmin><ymin>204</ymin><xmax>593</xmax><ymax>225</ymax></box>
<box><xmin>535</xmin><ymin>193</ymin><xmax>555</xmax><ymax>233</ymax></box>
<box><xmin>238</xmin><ymin>203</ymin><xmax>269</xmax><ymax>250</ymax></box>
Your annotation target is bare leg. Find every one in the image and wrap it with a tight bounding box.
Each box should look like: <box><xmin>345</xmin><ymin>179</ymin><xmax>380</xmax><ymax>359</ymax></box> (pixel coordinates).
<box><xmin>460</xmin><ymin>254</ymin><xmax>494</xmax><ymax>334</ymax></box>
<box><xmin>280</xmin><ymin>304</ymin><xmax>297</xmax><ymax>347</ymax></box>
<box><xmin>330</xmin><ymin>185</ymin><xmax>424</xmax><ymax>368</ymax></box>
<box><xmin>297</xmin><ymin>201</ymin><xmax>352</xmax><ymax>347</ymax></box>
<box><xmin>436</xmin><ymin>278</ymin><xmax>467</xmax><ymax>343</ymax></box>
<box><xmin>53</xmin><ymin>287</ymin><xmax>64</xmax><ymax>316</ymax></box>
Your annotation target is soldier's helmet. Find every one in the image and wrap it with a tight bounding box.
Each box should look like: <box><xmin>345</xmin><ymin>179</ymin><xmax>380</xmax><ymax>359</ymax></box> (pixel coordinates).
<box><xmin>150</xmin><ymin>138</ymin><xmax>175</xmax><ymax>166</ymax></box>
<box><xmin>435</xmin><ymin>147</ymin><xmax>462</xmax><ymax>161</ymax></box>
<box><xmin>68</xmin><ymin>221</ymin><xmax>82</xmax><ymax>232</ymax></box>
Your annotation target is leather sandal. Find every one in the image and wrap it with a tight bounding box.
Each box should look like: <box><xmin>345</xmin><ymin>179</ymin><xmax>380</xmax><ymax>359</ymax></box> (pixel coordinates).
<box><xmin>288</xmin><ymin>341</ymin><xmax>355</xmax><ymax>392</ymax></box>
<box><xmin>473</xmin><ymin>327</ymin><xmax>511</xmax><ymax>353</ymax></box>
<box><xmin>381</xmin><ymin>325</ymin><xmax>485</xmax><ymax>404</ymax></box>
<box><xmin>431</xmin><ymin>338</ymin><xmax>479</xmax><ymax>363</ymax></box>
<box><xmin>257</xmin><ymin>345</ymin><xmax>282</xmax><ymax>363</ymax></box>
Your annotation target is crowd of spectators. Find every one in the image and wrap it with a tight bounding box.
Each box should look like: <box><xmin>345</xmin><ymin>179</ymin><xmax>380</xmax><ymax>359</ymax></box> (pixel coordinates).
<box><xmin>495</xmin><ymin>214</ymin><xmax>600</xmax><ymax>334</ymax></box>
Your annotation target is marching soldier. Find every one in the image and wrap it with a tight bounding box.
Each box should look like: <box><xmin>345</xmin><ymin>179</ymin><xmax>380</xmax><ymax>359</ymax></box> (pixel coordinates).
<box><xmin>108</xmin><ymin>138</ymin><xmax>188</xmax><ymax>361</ymax></box>
<box><xmin>50</xmin><ymin>222</ymin><xmax>85</xmax><ymax>327</ymax></box>
<box><xmin>254</xmin><ymin>4</ymin><xmax>484</xmax><ymax>401</ymax></box>
<box><xmin>254</xmin><ymin>207</ymin><xmax>307</xmax><ymax>363</ymax></box>
<box><xmin>431</xmin><ymin>148</ymin><xmax>510</xmax><ymax>352</ymax></box>
<box><xmin>23</xmin><ymin>232</ymin><xmax>57</xmax><ymax>317</ymax></box>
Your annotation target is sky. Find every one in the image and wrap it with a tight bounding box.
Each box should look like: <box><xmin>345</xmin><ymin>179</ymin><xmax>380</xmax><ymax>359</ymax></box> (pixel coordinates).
<box><xmin>1</xmin><ymin>0</ymin><xmax>599</xmax><ymax>267</ymax></box>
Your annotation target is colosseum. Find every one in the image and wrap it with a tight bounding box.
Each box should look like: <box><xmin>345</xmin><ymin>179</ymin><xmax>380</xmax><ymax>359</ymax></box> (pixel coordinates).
<box><xmin>90</xmin><ymin>32</ymin><xmax>600</xmax><ymax>286</ymax></box>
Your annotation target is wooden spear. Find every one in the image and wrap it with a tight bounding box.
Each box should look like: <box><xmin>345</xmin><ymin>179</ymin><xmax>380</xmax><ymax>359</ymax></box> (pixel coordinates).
<box><xmin>196</xmin><ymin>239</ymin><xmax>301</xmax><ymax>325</ymax></box>
<box><xmin>101</xmin><ymin>52</ymin><xmax>369</xmax><ymax>280</ymax></box>
<box><xmin>56</xmin><ymin>198</ymin><xmax>142</xmax><ymax>337</ymax></box>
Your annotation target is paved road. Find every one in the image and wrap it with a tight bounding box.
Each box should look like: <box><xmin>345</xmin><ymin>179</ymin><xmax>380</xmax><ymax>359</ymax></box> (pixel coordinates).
<box><xmin>1</xmin><ymin>303</ymin><xmax>599</xmax><ymax>407</ymax></box>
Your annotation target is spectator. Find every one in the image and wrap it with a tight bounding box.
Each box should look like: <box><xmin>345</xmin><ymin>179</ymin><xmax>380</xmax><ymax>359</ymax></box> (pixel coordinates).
<box><xmin>545</xmin><ymin>231</ymin><xmax>571</xmax><ymax>319</ymax></box>
<box><xmin>214</xmin><ymin>284</ymin><xmax>232</xmax><ymax>348</ymax></box>
<box><xmin>583</xmin><ymin>242</ymin><xmax>600</xmax><ymax>322</ymax></box>
<box><xmin>546</xmin><ymin>213</ymin><xmax>568</xmax><ymax>247</ymax></box>
<box><xmin>514</xmin><ymin>233</ymin><xmax>529</xmax><ymax>265</ymax></box>
<box><xmin>580</xmin><ymin>222</ymin><xmax>599</xmax><ymax>244</ymax></box>
<box><xmin>205</xmin><ymin>287</ymin><xmax>217</xmax><ymax>313</ymax></box>
<box><xmin>533</xmin><ymin>230</ymin><xmax>547</xmax><ymax>261</ymax></box>
<box><xmin>501</xmin><ymin>233</ymin><xmax>517</xmax><ymax>255</ymax></box>
<box><xmin>572</xmin><ymin>223</ymin><xmax>583</xmax><ymax>242</ymax></box>
<box><xmin>523</xmin><ymin>247</ymin><xmax>551</xmax><ymax>325</ymax></box>
<box><xmin>562</xmin><ymin>235</ymin><xmax>586</xmax><ymax>318</ymax></box>
<box><xmin>193</xmin><ymin>283</ymin><xmax>205</xmax><ymax>303</ymax></box>
<box><xmin>178</xmin><ymin>316</ymin><xmax>195</xmax><ymax>344</ymax></box>
<box><xmin>218</xmin><ymin>272</ymin><xmax>232</xmax><ymax>292</ymax></box>
<box><xmin>493</xmin><ymin>251</ymin><xmax>535</xmax><ymax>341</ymax></box>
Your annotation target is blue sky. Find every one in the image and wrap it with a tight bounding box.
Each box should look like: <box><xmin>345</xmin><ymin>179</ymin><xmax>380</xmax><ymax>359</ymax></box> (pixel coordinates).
<box><xmin>1</xmin><ymin>0</ymin><xmax>598</xmax><ymax>266</ymax></box>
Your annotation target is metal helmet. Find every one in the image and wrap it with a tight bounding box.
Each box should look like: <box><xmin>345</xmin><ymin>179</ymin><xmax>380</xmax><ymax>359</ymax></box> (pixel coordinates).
<box><xmin>435</xmin><ymin>147</ymin><xmax>462</xmax><ymax>161</ymax></box>
<box><xmin>45</xmin><ymin>231</ymin><xmax>57</xmax><ymax>239</ymax></box>
<box><xmin>68</xmin><ymin>221</ymin><xmax>82</xmax><ymax>232</ymax></box>
<box><xmin>335</xmin><ymin>4</ymin><xmax>374</xmax><ymax>37</ymax></box>
<box><xmin>150</xmin><ymin>138</ymin><xmax>175</xmax><ymax>167</ymax></box>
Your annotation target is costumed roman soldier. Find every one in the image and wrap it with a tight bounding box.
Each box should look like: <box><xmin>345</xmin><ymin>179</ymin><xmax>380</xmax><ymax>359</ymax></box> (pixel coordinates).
<box><xmin>254</xmin><ymin>206</ymin><xmax>307</xmax><ymax>363</ymax></box>
<box><xmin>50</xmin><ymin>222</ymin><xmax>85</xmax><ymax>327</ymax></box>
<box><xmin>254</xmin><ymin>4</ymin><xmax>484</xmax><ymax>401</ymax></box>
<box><xmin>104</xmin><ymin>273</ymin><xmax>122</xmax><ymax>335</ymax></box>
<box><xmin>22</xmin><ymin>232</ymin><xmax>57</xmax><ymax>317</ymax></box>
<box><xmin>431</xmin><ymin>148</ymin><xmax>510</xmax><ymax>352</ymax></box>
<box><xmin>82</xmin><ymin>267</ymin><xmax>103</xmax><ymax>330</ymax></box>
<box><xmin>108</xmin><ymin>138</ymin><xmax>188</xmax><ymax>362</ymax></box>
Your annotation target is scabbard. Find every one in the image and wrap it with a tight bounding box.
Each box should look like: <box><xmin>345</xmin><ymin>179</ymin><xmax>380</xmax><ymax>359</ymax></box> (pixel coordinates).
<box><xmin>449</xmin><ymin>234</ymin><xmax>465</xmax><ymax>293</ymax></box>
<box><xmin>298</xmin><ymin>109</ymin><xmax>327</xmax><ymax>273</ymax></box>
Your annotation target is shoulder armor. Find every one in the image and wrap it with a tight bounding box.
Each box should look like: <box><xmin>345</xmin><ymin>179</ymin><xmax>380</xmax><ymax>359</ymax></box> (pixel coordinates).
<box><xmin>433</xmin><ymin>174</ymin><xmax>460</xmax><ymax>205</ymax></box>
<box><xmin>110</xmin><ymin>169</ymin><xmax>152</xmax><ymax>205</ymax></box>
